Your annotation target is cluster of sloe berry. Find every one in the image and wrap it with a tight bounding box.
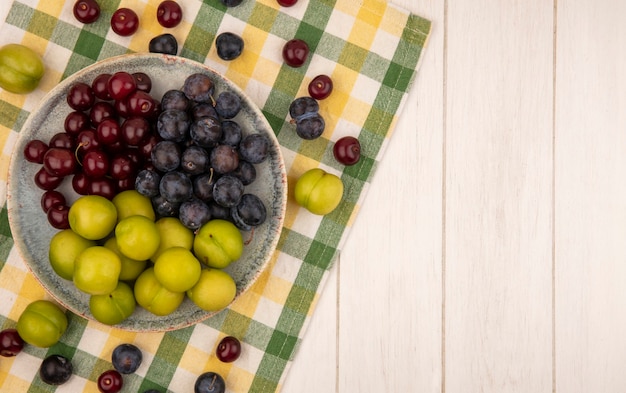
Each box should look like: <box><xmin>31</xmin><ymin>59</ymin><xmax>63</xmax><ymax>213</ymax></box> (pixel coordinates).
<box><xmin>135</xmin><ymin>72</ymin><xmax>269</xmax><ymax>232</ymax></box>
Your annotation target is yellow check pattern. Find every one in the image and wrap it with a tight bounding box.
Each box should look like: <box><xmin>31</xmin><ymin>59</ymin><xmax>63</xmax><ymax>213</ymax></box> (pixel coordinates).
<box><xmin>0</xmin><ymin>0</ymin><xmax>430</xmax><ymax>391</ymax></box>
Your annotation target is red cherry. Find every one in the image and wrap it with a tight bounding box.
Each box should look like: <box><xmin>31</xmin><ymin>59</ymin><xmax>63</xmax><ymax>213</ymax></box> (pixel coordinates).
<box><xmin>111</xmin><ymin>8</ymin><xmax>139</xmax><ymax>36</ymax></box>
<box><xmin>216</xmin><ymin>336</ymin><xmax>241</xmax><ymax>363</ymax></box>
<box><xmin>126</xmin><ymin>90</ymin><xmax>159</xmax><ymax>118</ymax></box>
<box><xmin>107</xmin><ymin>71</ymin><xmax>137</xmax><ymax>101</ymax></box>
<box><xmin>114</xmin><ymin>98</ymin><xmax>131</xmax><ymax>118</ymax></box>
<box><xmin>64</xmin><ymin>111</ymin><xmax>91</xmax><ymax>136</ymax></box>
<box><xmin>96</xmin><ymin>118</ymin><xmax>121</xmax><ymax>146</ymax></box>
<box><xmin>72</xmin><ymin>172</ymin><xmax>91</xmax><ymax>195</ymax></box>
<box><xmin>333</xmin><ymin>136</ymin><xmax>361</xmax><ymax>166</ymax></box>
<box><xmin>0</xmin><ymin>329</ymin><xmax>25</xmax><ymax>357</ymax></box>
<box><xmin>82</xmin><ymin>149</ymin><xmax>109</xmax><ymax>178</ymax></box>
<box><xmin>47</xmin><ymin>204</ymin><xmax>70</xmax><ymax>229</ymax></box>
<box><xmin>121</xmin><ymin>117</ymin><xmax>150</xmax><ymax>146</ymax></box>
<box><xmin>89</xmin><ymin>177</ymin><xmax>117</xmax><ymax>199</ymax></box>
<box><xmin>277</xmin><ymin>0</ymin><xmax>298</xmax><ymax>6</ymax></box>
<box><xmin>34</xmin><ymin>167</ymin><xmax>63</xmax><ymax>190</ymax></box>
<box><xmin>41</xmin><ymin>190</ymin><xmax>66</xmax><ymax>213</ymax></box>
<box><xmin>23</xmin><ymin>139</ymin><xmax>48</xmax><ymax>163</ymax></box>
<box><xmin>282</xmin><ymin>38</ymin><xmax>309</xmax><ymax>67</ymax></box>
<box><xmin>49</xmin><ymin>132</ymin><xmax>75</xmax><ymax>150</ymax></box>
<box><xmin>89</xmin><ymin>101</ymin><xmax>117</xmax><ymax>125</ymax></box>
<box><xmin>157</xmin><ymin>1</ymin><xmax>183</xmax><ymax>28</ymax></box>
<box><xmin>138</xmin><ymin>134</ymin><xmax>161</xmax><ymax>160</ymax></box>
<box><xmin>92</xmin><ymin>73</ymin><xmax>112</xmax><ymax>100</ymax></box>
<box><xmin>76</xmin><ymin>129</ymin><xmax>100</xmax><ymax>157</ymax></box>
<box><xmin>109</xmin><ymin>153</ymin><xmax>135</xmax><ymax>180</ymax></box>
<box><xmin>67</xmin><ymin>82</ymin><xmax>95</xmax><ymax>111</ymax></box>
<box><xmin>308</xmin><ymin>74</ymin><xmax>333</xmax><ymax>100</ymax></box>
<box><xmin>132</xmin><ymin>72</ymin><xmax>152</xmax><ymax>93</ymax></box>
<box><xmin>73</xmin><ymin>0</ymin><xmax>101</xmax><ymax>24</ymax></box>
<box><xmin>43</xmin><ymin>147</ymin><xmax>76</xmax><ymax>177</ymax></box>
<box><xmin>116</xmin><ymin>177</ymin><xmax>135</xmax><ymax>192</ymax></box>
<box><xmin>97</xmin><ymin>369</ymin><xmax>123</xmax><ymax>393</ymax></box>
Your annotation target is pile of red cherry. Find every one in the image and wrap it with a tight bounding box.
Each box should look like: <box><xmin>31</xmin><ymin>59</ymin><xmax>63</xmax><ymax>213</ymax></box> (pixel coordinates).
<box><xmin>23</xmin><ymin>70</ymin><xmax>162</xmax><ymax>229</ymax></box>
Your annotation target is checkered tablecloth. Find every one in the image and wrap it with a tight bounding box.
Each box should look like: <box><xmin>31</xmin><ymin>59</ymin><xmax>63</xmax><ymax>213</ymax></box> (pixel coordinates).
<box><xmin>0</xmin><ymin>0</ymin><xmax>430</xmax><ymax>391</ymax></box>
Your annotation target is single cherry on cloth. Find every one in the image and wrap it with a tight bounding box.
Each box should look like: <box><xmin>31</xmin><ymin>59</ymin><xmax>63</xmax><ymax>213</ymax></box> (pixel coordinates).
<box><xmin>277</xmin><ymin>0</ymin><xmax>298</xmax><ymax>6</ymax></box>
<box><xmin>111</xmin><ymin>8</ymin><xmax>139</xmax><ymax>36</ymax></box>
<box><xmin>97</xmin><ymin>369</ymin><xmax>123</xmax><ymax>393</ymax></box>
<box><xmin>282</xmin><ymin>38</ymin><xmax>309</xmax><ymax>68</ymax></box>
<box><xmin>308</xmin><ymin>74</ymin><xmax>333</xmax><ymax>100</ymax></box>
<box><xmin>333</xmin><ymin>136</ymin><xmax>361</xmax><ymax>166</ymax></box>
<box><xmin>73</xmin><ymin>0</ymin><xmax>100</xmax><ymax>24</ymax></box>
<box><xmin>0</xmin><ymin>328</ymin><xmax>25</xmax><ymax>357</ymax></box>
<box><xmin>157</xmin><ymin>0</ymin><xmax>183</xmax><ymax>28</ymax></box>
<box><xmin>216</xmin><ymin>336</ymin><xmax>241</xmax><ymax>363</ymax></box>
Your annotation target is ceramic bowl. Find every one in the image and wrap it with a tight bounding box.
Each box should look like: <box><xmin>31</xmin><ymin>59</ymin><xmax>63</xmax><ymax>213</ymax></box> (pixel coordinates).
<box><xmin>7</xmin><ymin>53</ymin><xmax>287</xmax><ymax>331</ymax></box>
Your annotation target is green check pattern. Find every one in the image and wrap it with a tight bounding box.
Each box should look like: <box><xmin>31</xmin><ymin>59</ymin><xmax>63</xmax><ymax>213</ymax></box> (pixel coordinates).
<box><xmin>0</xmin><ymin>0</ymin><xmax>430</xmax><ymax>391</ymax></box>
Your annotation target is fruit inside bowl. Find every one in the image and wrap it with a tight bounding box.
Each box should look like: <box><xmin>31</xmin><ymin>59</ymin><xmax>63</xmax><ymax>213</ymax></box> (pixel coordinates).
<box><xmin>7</xmin><ymin>53</ymin><xmax>287</xmax><ymax>332</ymax></box>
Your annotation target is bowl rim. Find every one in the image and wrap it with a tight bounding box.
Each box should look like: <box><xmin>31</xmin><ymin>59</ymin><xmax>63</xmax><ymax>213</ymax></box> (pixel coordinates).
<box><xmin>7</xmin><ymin>53</ymin><xmax>288</xmax><ymax>332</ymax></box>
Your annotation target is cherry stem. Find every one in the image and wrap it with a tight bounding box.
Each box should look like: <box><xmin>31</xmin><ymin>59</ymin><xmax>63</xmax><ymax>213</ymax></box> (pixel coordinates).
<box><xmin>244</xmin><ymin>227</ymin><xmax>255</xmax><ymax>245</ymax></box>
<box><xmin>74</xmin><ymin>142</ymin><xmax>88</xmax><ymax>165</ymax></box>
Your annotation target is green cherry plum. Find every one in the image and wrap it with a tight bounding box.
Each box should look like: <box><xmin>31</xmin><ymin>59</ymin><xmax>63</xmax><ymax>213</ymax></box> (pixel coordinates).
<box><xmin>89</xmin><ymin>281</ymin><xmax>136</xmax><ymax>325</ymax></box>
<box><xmin>134</xmin><ymin>267</ymin><xmax>185</xmax><ymax>316</ymax></box>
<box><xmin>294</xmin><ymin>168</ymin><xmax>343</xmax><ymax>215</ymax></box>
<box><xmin>193</xmin><ymin>219</ymin><xmax>243</xmax><ymax>269</ymax></box>
<box><xmin>150</xmin><ymin>217</ymin><xmax>194</xmax><ymax>262</ymax></box>
<box><xmin>16</xmin><ymin>300</ymin><xmax>68</xmax><ymax>348</ymax></box>
<box><xmin>73</xmin><ymin>246</ymin><xmax>122</xmax><ymax>295</ymax></box>
<box><xmin>154</xmin><ymin>247</ymin><xmax>201</xmax><ymax>293</ymax></box>
<box><xmin>112</xmin><ymin>189</ymin><xmax>156</xmax><ymax>222</ymax></box>
<box><xmin>114</xmin><ymin>215</ymin><xmax>160</xmax><ymax>261</ymax></box>
<box><xmin>103</xmin><ymin>237</ymin><xmax>148</xmax><ymax>282</ymax></box>
<box><xmin>68</xmin><ymin>195</ymin><xmax>118</xmax><ymax>240</ymax></box>
<box><xmin>0</xmin><ymin>44</ymin><xmax>45</xmax><ymax>94</ymax></box>
<box><xmin>48</xmin><ymin>229</ymin><xmax>96</xmax><ymax>280</ymax></box>
<box><xmin>187</xmin><ymin>269</ymin><xmax>236</xmax><ymax>312</ymax></box>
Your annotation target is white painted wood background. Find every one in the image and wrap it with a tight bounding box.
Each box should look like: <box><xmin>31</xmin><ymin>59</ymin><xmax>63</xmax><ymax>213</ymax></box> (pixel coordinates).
<box><xmin>1</xmin><ymin>0</ymin><xmax>624</xmax><ymax>392</ymax></box>
<box><xmin>285</xmin><ymin>0</ymin><xmax>626</xmax><ymax>392</ymax></box>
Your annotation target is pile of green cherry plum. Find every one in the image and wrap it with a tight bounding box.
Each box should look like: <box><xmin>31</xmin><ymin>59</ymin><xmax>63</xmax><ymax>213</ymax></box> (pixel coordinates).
<box><xmin>1</xmin><ymin>312</ymin><xmax>241</xmax><ymax>392</ymax></box>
